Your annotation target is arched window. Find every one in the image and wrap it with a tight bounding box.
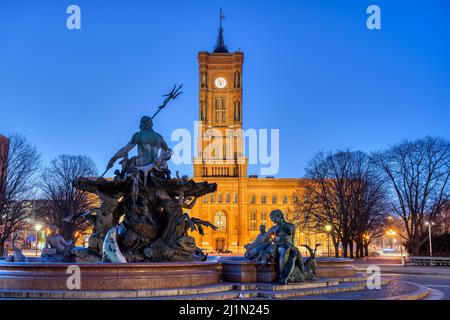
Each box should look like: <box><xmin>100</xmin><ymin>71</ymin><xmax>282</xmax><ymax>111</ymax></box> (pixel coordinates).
<box><xmin>261</xmin><ymin>210</ymin><xmax>267</xmax><ymax>227</ymax></box>
<box><xmin>218</xmin><ymin>193</ymin><xmax>223</xmax><ymax>203</ymax></box>
<box><xmin>272</xmin><ymin>195</ymin><xmax>277</xmax><ymax>204</ymax></box>
<box><xmin>282</xmin><ymin>195</ymin><xmax>288</xmax><ymax>204</ymax></box>
<box><xmin>234</xmin><ymin>72</ymin><xmax>240</xmax><ymax>88</ymax></box>
<box><xmin>233</xmin><ymin>193</ymin><xmax>238</xmax><ymax>203</ymax></box>
<box><xmin>261</xmin><ymin>195</ymin><xmax>267</xmax><ymax>204</ymax></box>
<box><xmin>200</xmin><ymin>101</ymin><xmax>207</xmax><ymax>121</ymax></box>
<box><xmin>225</xmin><ymin>193</ymin><xmax>230</xmax><ymax>203</ymax></box>
<box><xmin>249</xmin><ymin>210</ymin><xmax>257</xmax><ymax>231</ymax></box>
<box><xmin>201</xmin><ymin>72</ymin><xmax>207</xmax><ymax>88</ymax></box>
<box><xmin>215</xmin><ymin>97</ymin><xmax>219</xmax><ymax>123</ymax></box>
<box><xmin>210</xmin><ymin>193</ymin><xmax>215</xmax><ymax>203</ymax></box>
<box><xmin>221</xmin><ymin>97</ymin><xmax>226</xmax><ymax>123</ymax></box>
<box><xmin>234</xmin><ymin>101</ymin><xmax>241</xmax><ymax>122</ymax></box>
<box><xmin>214</xmin><ymin>211</ymin><xmax>227</xmax><ymax>232</ymax></box>
<box><xmin>250</xmin><ymin>194</ymin><xmax>256</xmax><ymax>204</ymax></box>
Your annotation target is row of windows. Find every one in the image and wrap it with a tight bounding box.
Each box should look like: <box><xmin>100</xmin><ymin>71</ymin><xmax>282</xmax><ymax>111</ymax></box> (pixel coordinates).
<box><xmin>200</xmin><ymin>100</ymin><xmax>241</xmax><ymax>123</ymax></box>
<box><xmin>203</xmin><ymin>193</ymin><xmax>291</xmax><ymax>204</ymax></box>
<box><xmin>211</xmin><ymin>208</ymin><xmax>288</xmax><ymax>233</ymax></box>
<box><xmin>202</xmin><ymin>167</ymin><xmax>238</xmax><ymax>177</ymax></box>
<box><xmin>203</xmin><ymin>192</ymin><xmax>238</xmax><ymax>204</ymax></box>
<box><xmin>250</xmin><ymin>194</ymin><xmax>289</xmax><ymax>205</ymax></box>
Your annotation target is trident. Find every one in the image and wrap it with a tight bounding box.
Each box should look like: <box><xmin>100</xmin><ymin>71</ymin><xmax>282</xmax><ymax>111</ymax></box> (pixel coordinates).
<box><xmin>151</xmin><ymin>84</ymin><xmax>183</xmax><ymax>120</ymax></box>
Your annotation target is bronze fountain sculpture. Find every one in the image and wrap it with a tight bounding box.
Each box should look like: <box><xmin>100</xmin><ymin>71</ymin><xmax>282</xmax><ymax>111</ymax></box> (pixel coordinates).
<box><xmin>71</xmin><ymin>85</ymin><xmax>218</xmax><ymax>263</ymax></box>
<box><xmin>244</xmin><ymin>209</ymin><xmax>320</xmax><ymax>284</ymax></box>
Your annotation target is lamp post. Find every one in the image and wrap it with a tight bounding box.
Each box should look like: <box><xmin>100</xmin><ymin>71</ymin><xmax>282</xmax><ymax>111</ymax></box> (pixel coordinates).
<box><xmin>34</xmin><ymin>224</ymin><xmax>42</xmax><ymax>256</ymax></box>
<box><xmin>386</xmin><ymin>229</ymin><xmax>396</xmax><ymax>251</ymax></box>
<box><xmin>325</xmin><ymin>224</ymin><xmax>332</xmax><ymax>257</ymax></box>
<box><xmin>363</xmin><ymin>234</ymin><xmax>369</xmax><ymax>257</ymax></box>
<box><xmin>425</xmin><ymin>221</ymin><xmax>435</xmax><ymax>257</ymax></box>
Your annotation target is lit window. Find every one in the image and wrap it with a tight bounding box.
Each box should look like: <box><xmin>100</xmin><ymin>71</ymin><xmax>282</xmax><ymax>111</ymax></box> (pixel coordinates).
<box><xmin>249</xmin><ymin>210</ymin><xmax>257</xmax><ymax>231</ymax></box>
<box><xmin>215</xmin><ymin>97</ymin><xmax>219</xmax><ymax>122</ymax></box>
<box><xmin>214</xmin><ymin>211</ymin><xmax>227</xmax><ymax>232</ymax></box>
<box><xmin>234</xmin><ymin>100</ymin><xmax>241</xmax><ymax>122</ymax></box>
<box><xmin>261</xmin><ymin>210</ymin><xmax>267</xmax><ymax>227</ymax></box>
<box><xmin>221</xmin><ymin>97</ymin><xmax>226</xmax><ymax>123</ymax></box>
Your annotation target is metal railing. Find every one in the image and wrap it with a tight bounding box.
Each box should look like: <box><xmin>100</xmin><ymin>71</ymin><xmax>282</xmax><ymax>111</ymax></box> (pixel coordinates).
<box><xmin>406</xmin><ymin>256</ymin><xmax>450</xmax><ymax>266</ymax></box>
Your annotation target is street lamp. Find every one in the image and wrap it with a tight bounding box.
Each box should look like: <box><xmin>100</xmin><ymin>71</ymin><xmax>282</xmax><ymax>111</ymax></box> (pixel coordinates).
<box><xmin>325</xmin><ymin>224</ymin><xmax>332</xmax><ymax>257</ymax></box>
<box><xmin>363</xmin><ymin>234</ymin><xmax>369</xmax><ymax>256</ymax></box>
<box><xmin>386</xmin><ymin>229</ymin><xmax>396</xmax><ymax>250</ymax></box>
<box><xmin>425</xmin><ymin>221</ymin><xmax>435</xmax><ymax>257</ymax></box>
<box><xmin>34</xmin><ymin>224</ymin><xmax>42</xmax><ymax>256</ymax></box>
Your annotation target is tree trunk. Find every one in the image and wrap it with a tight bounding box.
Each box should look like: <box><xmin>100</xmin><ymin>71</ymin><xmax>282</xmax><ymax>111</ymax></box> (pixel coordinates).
<box><xmin>342</xmin><ymin>242</ymin><xmax>348</xmax><ymax>258</ymax></box>
<box><xmin>364</xmin><ymin>243</ymin><xmax>369</xmax><ymax>257</ymax></box>
<box><xmin>0</xmin><ymin>242</ymin><xmax>5</xmax><ymax>257</ymax></box>
<box><xmin>349</xmin><ymin>241</ymin><xmax>354</xmax><ymax>259</ymax></box>
<box><xmin>334</xmin><ymin>243</ymin><xmax>339</xmax><ymax>258</ymax></box>
<box><xmin>355</xmin><ymin>241</ymin><xmax>360</xmax><ymax>258</ymax></box>
<box><xmin>332</xmin><ymin>236</ymin><xmax>339</xmax><ymax>257</ymax></box>
<box><xmin>414</xmin><ymin>232</ymin><xmax>421</xmax><ymax>256</ymax></box>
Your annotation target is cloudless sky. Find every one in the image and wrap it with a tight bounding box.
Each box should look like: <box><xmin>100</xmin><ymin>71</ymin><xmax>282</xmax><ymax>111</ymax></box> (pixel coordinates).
<box><xmin>0</xmin><ymin>0</ymin><xmax>449</xmax><ymax>178</ymax></box>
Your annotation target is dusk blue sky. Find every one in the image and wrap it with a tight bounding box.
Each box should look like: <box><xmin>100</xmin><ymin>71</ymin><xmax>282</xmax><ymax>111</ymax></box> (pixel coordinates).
<box><xmin>0</xmin><ymin>0</ymin><xmax>449</xmax><ymax>178</ymax></box>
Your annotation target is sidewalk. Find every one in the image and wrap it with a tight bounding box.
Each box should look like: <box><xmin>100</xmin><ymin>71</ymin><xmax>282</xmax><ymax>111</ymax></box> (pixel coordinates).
<box><xmin>354</xmin><ymin>264</ymin><xmax>450</xmax><ymax>276</ymax></box>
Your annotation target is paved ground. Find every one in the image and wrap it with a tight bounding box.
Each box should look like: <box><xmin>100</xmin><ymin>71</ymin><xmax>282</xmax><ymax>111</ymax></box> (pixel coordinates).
<box><xmin>383</xmin><ymin>273</ymin><xmax>450</xmax><ymax>299</ymax></box>
<box><xmin>296</xmin><ymin>280</ymin><xmax>420</xmax><ymax>300</ymax></box>
<box><xmin>349</xmin><ymin>256</ymin><xmax>450</xmax><ymax>299</ymax></box>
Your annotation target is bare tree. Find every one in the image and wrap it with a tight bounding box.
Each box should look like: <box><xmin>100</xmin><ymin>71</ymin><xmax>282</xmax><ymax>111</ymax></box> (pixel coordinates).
<box><xmin>0</xmin><ymin>134</ymin><xmax>40</xmax><ymax>256</ymax></box>
<box><xmin>38</xmin><ymin>155</ymin><xmax>98</xmax><ymax>241</ymax></box>
<box><xmin>373</xmin><ymin>137</ymin><xmax>450</xmax><ymax>255</ymax></box>
<box><xmin>299</xmin><ymin>150</ymin><xmax>389</xmax><ymax>258</ymax></box>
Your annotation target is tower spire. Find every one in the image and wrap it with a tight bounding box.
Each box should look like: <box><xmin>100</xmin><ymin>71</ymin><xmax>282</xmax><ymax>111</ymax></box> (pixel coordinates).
<box><xmin>213</xmin><ymin>8</ymin><xmax>229</xmax><ymax>53</ymax></box>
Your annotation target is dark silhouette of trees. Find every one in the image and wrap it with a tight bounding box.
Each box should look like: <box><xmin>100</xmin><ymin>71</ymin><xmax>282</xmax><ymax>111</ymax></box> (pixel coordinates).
<box><xmin>373</xmin><ymin>137</ymin><xmax>450</xmax><ymax>256</ymax></box>
<box><xmin>38</xmin><ymin>155</ymin><xmax>98</xmax><ymax>241</ymax></box>
<box><xmin>0</xmin><ymin>134</ymin><xmax>40</xmax><ymax>256</ymax></box>
<box><xmin>298</xmin><ymin>150</ymin><xmax>389</xmax><ymax>258</ymax></box>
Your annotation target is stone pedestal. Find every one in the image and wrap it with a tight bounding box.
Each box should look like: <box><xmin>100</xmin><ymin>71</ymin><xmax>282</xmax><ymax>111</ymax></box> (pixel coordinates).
<box><xmin>219</xmin><ymin>257</ymin><xmax>356</xmax><ymax>283</ymax></box>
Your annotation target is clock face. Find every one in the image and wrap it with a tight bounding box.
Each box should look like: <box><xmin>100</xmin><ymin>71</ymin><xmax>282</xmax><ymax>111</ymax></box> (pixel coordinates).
<box><xmin>215</xmin><ymin>77</ymin><xmax>227</xmax><ymax>89</ymax></box>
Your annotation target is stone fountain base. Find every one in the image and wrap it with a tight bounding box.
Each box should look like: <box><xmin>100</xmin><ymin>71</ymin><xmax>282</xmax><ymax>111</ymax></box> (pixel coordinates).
<box><xmin>0</xmin><ymin>257</ymin><xmax>359</xmax><ymax>299</ymax></box>
<box><xmin>0</xmin><ymin>261</ymin><xmax>221</xmax><ymax>291</ymax></box>
<box><xmin>219</xmin><ymin>257</ymin><xmax>356</xmax><ymax>283</ymax></box>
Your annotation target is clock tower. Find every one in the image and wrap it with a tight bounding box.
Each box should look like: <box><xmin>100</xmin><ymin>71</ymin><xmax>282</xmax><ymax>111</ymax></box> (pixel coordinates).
<box><xmin>194</xmin><ymin>10</ymin><xmax>247</xmax><ymax>178</ymax></box>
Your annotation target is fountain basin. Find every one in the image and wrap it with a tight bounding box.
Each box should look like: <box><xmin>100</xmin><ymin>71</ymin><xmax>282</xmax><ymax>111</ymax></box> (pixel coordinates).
<box><xmin>0</xmin><ymin>261</ymin><xmax>222</xmax><ymax>291</ymax></box>
<box><xmin>218</xmin><ymin>256</ymin><xmax>356</xmax><ymax>283</ymax></box>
